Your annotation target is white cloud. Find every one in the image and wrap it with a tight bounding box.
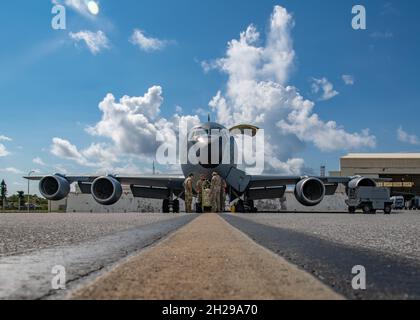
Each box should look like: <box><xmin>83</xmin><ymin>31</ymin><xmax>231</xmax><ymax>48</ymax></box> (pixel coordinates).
<box><xmin>194</xmin><ymin>107</ymin><xmax>210</xmax><ymax>118</ymax></box>
<box><xmin>311</xmin><ymin>77</ymin><xmax>339</xmax><ymax>101</ymax></box>
<box><xmin>52</xmin><ymin>0</ymin><xmax>96</xmax><ymax>18</ymax></box>
<box><xmin>0</xmin><ymin>167</ymin><xmax>24</xmax><ymax>175</ymax></box>
<box><xmin>207</xmin><ymin>5</ymin><xmax>375</xmax><ymax>173</ymax></box>
<box><xmin>51</xmin><ymin>86</ymin><xmax>200</xmax><ymax>171</ymax></box>
<box><xmin>33</xmin><ymin>157</ymin><xmax>46</xmax><ymax>166</ymax></box>
<box><xmin>130</xmin><ymin>29</ymin><xmax>170</xmax><ymax>52</ymax></box>
<box><xmin>51</xmin><ymin>138</ymin><xmax>90</xmax><ymax>165</ymax></box>
<box><xmin>342</xmin><ymin>75</ymin><xmax>355</xmax><ymax>86</ymax></box>
<box><xmin>54</xmin><ymin>164</ymin><xmax>69</xmax><ymax>175</ymax></box>
<box><xmin>278</xmin><ymin>113</ymin><xmax>376</xmax><ymax>152</ymax></box>
<box><xmin>86</xmin><ymin>86</ymin><xmax>200</xmax><ymax>157</ymax></box>
<box><xmin>47</xmin><ymin>5</ymin><xmax>376</xmax><ymax>176</ymax></box>
<box><xmin>0</xmin><ymin>135</ymin><xmax>12</xmax><ymax>142</ymax></box>
<box><xmin>0</xmin><ymin>144</ymin><xmax>10</xmax><ymax>157</ymax></box>
<box><xmin>69</xmin><ymin>30</ymin><xmax>109</xmax><ymax>55</ymax></box>
<box><xmin>398</xmin><ymin>128</ymin><xmax>420</xmax><ymax>145</ymax></box>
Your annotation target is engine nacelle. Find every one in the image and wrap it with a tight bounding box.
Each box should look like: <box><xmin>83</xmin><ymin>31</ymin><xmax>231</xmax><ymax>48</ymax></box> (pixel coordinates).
<box><xmin>348</xmin><ymin>176</ymin><xmax>377</xmax><ymax>189</ymax></box>
<box><xmin>295</xmin><ymin>177</ymin><xmax>326</xmax><ymax>207</ymax></box>
<box><xmin>91</xmin><ymin>176</ymin><xmax>123</xmax><ymax>206</ymax></box>
<box><xmin>39</xmin><ymin>175</ymin><xmax>70</xmax><ymax>201</ymax></box>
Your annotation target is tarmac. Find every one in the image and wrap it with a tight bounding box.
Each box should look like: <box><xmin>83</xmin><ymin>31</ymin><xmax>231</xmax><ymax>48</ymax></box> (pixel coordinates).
<box><xmin>1</xmin><ymin>211</ymin><xmax>419</xmax><ymax>300</ymax></box>
<box><xmin>71</xmin><ymin>213</ymin><xmax>341</xmax><ymax>300</ymax></box>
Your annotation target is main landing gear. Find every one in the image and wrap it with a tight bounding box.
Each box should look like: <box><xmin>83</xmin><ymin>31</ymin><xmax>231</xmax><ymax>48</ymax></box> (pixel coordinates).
<box><xmin>233</xmin><ymin>200</ymin><xmax>258</xmax><ymax>213</ymax></box>
<box><xmin>162</xmin><ymin>199</ymin><xmax>180</xmax><ymax>213</ymax></box>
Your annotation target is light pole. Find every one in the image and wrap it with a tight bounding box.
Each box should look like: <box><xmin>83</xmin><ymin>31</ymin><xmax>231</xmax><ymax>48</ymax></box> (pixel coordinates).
<box><xmin>27</xmin><ymin>170</ymin><xmax>35</xmax><ymax>213</ymax></box>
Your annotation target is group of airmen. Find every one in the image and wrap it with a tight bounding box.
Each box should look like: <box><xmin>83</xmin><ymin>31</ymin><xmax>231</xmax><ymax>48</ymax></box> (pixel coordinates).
<box><xmin>184</xmin><ymin>172</ymin><xmax>227</xmax><ymax>213</ymax></box>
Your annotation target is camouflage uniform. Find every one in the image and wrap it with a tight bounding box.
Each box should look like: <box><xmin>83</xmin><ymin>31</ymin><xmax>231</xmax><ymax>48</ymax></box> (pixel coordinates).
<box><xmin>210</xmin><ymin>173</ymin><xmax>222</xmax><ymax>213</ymax></box>
<box><xmin>196</xmin><ymin>179</ymin><xmax>205</xmax><ymax>206</ymax></box>
<box><xmin>220</xmin><ymin>179</ymin><xmax>227</xmax><ymax>212</ymax></box>
<box><xmin>184</xmin><ymin>176</ymin><xmax>193</xmax><ymax>213</ymax></box>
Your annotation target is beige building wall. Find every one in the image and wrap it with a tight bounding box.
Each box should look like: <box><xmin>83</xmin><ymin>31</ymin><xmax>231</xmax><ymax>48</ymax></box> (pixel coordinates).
<box><xmin>335</xmin><ymin>153</ymin><xmax>420</xmax><ymax>196</ymax></box>
<box><xmin>340</xmin><ymin>153</ymin><xmax>420</xmax><ymax>177</ymax></box>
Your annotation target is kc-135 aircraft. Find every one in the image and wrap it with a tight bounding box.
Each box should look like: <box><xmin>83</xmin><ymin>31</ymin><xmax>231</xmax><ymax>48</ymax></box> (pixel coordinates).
<box><xmin>25</xmin><ymin>120</ymin><xmax>378</xmax><ymax>213</ymax></box>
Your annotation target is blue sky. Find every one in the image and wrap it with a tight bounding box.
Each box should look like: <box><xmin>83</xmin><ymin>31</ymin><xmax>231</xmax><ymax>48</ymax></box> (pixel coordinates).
<box><xmin>1</xmin><ymin>0</ymin><xmax>419</xmax><ymax>194</ymax></box>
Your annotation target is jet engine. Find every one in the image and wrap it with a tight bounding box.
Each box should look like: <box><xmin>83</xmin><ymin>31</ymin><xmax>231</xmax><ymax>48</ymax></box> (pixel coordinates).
<box><xmin>294</xmin><ymin>177</ymin><xmax>326</xmax><ymax>207</ymax></box>
<box><xmin>348</xmin><ymin>176</ymin><xmax>377</xmax><ymax>189</ymax></box>
<box><xmin>39</xmin><ymin>175</ymin><xmax>70</xmax><ymax>201</ymax></box>
<box><xmin>91</xmin><ymin>176</ymin><xmax>123</xmax><ymax>206</ymax></box>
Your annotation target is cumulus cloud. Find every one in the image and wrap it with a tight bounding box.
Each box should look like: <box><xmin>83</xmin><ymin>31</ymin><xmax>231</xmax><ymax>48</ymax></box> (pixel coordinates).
<box><xmin>48</xmin><ymin>5</ymin><xmax>376</xmax><ymax>177</ymax></box>
<box><xmin>0</xmin><ymin>135</ymin><xmax>12</xmax><ymax>142</ymax></box>
<box><xmin>311</xmin><ymin>77</ymin><xmax>339</xmax><ymax>101</ymax></box>
<box><xmin>33</xmin><ymin>157</ymin><xmax>46</xmax><ymax>166</ymax></box>
<box><xmin>0</xmin><ymin>167</ymin><xmax>24</xmax><ymax>175</ymax></box>
<box><xmin>51</xmin><ymin>86</ymin><xmax>200</xmax><ymax>172</ymax></box>
<box><xmin>207</xmin><ymin>5</ymin><xmax>376</xmax><ymax>173</ymax></box>
<box><xmin>130</xmin><ymin>29</ymin><xmax>170</xmax><ymax>52</ymax></box>
<box><xmin>398</xmin><ymin>127</ymin><xmax>420</xmax><ymax>145</ymax></box>
<box><xmin>342</xmin><ymin>74</ymin><xmax>355</xmax><ymax>86</ymax></box>
<box><xmin>51</xmin><ymin>138</ymin><xmax>89</xmax><ymax>165</ymax></box>
<box><xmin>0</xmin><ymin>144</ymin><xmax>9</xmax><ymax>157</ymax></box>
<box><xmin>69</xmin><ymin>30</ymin><xmax>109</xmax><ymax>54</ymax></box>
<box><xmin>51</xmin><ymin>138</ymin><xmax>122</xmax><ymax>168</ymax></box>
<box><xmin>86</xmin><ymin>86</ymin><xmax>200</xmax><ymax>157</ymax></box>
<box><xmin>52</xmin><ymin>0</ymin><xmax>95</xmax><ymax>18</ymax></box>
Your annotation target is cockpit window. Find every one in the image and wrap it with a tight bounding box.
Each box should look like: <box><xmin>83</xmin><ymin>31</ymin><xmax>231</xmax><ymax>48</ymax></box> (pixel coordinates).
<box><xmin>189</xmin><ymin>126</ymin><xmax>231</xmax><ymax>142</ymax></box>
<box><xmin>189</xmin><ymin>128</ymin><xmax>208</xmax><ymax>141</ymax></box>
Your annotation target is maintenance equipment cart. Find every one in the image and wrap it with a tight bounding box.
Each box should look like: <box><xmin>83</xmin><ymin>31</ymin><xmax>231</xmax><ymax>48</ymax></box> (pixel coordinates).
<box><xmin>346</xmin><ymin>186</ymin><xmax>393</xmax><ymax>215</ymax></box>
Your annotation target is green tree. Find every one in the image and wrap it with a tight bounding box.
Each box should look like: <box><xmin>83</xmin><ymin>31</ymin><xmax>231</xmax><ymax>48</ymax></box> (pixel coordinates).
<box><xmin>17</xmin><ymin>191</ymin><xmax>25</xmax><ymax>210</ymax></box>
<box><xmin>1</xmin><ymin>180</ymin><xmax>7</xmax><ymax>210</ymax></box>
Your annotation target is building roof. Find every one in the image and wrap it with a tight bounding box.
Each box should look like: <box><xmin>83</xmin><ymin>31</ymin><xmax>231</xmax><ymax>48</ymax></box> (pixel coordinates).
<box><xmin>342</xmin><ymin>153</ymin><xmax>420</xmax><ymax>160</ymax></box>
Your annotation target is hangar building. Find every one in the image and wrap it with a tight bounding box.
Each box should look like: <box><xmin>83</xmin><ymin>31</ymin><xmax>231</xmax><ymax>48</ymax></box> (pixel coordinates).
<box><xmin>331</xmin><ymin>153</ymin><xmax>420</xmax><ymax>197</ymax></box>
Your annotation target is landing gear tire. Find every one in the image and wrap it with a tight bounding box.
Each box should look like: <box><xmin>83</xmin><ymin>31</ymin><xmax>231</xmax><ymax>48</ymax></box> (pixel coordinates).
<box><xmin>348</xmin><ymin>206</ymin><xmax>356</xmax><ymax>214</ymax></box>
<box><xmin>173</xmin><ymin>200</ymin><xmax>180</xmax><ymax>214</ymax></box>
<box><xmin>362</xmin><ymin>204</ymin><xmax>372</xmax><ymax>215</ymax></box>
<box><xmin>384</xmin><ymin>205</ymin><xmax>392</xmax><ymax>215</ymax></box>
<box><xmin>245</xmin><ymin>200</ymin><xmax>257</xmax><ymax>213</ymax></box>
<box><xmin>162</xmin><ymin>199</ymin><xmax>170</xmax><ymax>213</ymax></box>
<box><xmin>235</xmin><ymin>200</ymin><xmax>245</xmax><ymax>213</ymax></box>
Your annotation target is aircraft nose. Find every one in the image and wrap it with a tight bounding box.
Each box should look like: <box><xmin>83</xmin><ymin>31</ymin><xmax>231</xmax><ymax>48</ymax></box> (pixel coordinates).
<box><xmin>198</xmin><ymin>138</ymin><xmax>224</xmax><ymax>169</ymax></box>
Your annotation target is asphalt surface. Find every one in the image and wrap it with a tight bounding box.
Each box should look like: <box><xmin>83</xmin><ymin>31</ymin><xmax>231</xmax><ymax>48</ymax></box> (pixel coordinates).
<box><xmin>0</xmin><ymin>213</ymin><xmax>197</xmax><ymax>300</ymax></box>
<box><xmin>71</xmin><ymin>213</ymin><xmax>341</xmax><ymax>300</ymax></box>
<box><xmin>0</xmin><ymin>213</ymin><xmax>185</xmax><ymax>257</ymax></box>
<box><xmin>1</xmin><ymin>211</ymin><xmax>419</xmax><ymax>300</ymax></box>
<box><xmin>223</xmin><ymin>212</ymin><xmax>420</xmax><ymax>300</ymax></box>
<box><xmin>232</xmin><ymin>212</ymin><xmax>420</xmax><ymax>262</ymax></box>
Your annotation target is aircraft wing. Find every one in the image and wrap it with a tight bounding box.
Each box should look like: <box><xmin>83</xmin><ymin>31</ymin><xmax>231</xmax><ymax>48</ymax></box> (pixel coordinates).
<box><xmin>25</xmin><ymin>175</ymin><xmax>185</xmax><ymax>186</ymax></box>
<box><xmin>25</xmin><ymin>174</ymin><xmax>186</xmax><ymax>200</ymax></box>
<box><xmin>223</xmin><ymin>165</ymin><xmax>352</xmax><ymax>194</ymax></box>
<box><xmin>247</xmin><ymin>175</ymin><xmax>351</xmax><ymax>189</ymax></box>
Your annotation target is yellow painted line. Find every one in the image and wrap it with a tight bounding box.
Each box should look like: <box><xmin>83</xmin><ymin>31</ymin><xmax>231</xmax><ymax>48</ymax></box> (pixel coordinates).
<box><xmin>71</xmin><ymin>213</ymin><xmax>343</xmax><ymax>300</ymax></box>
